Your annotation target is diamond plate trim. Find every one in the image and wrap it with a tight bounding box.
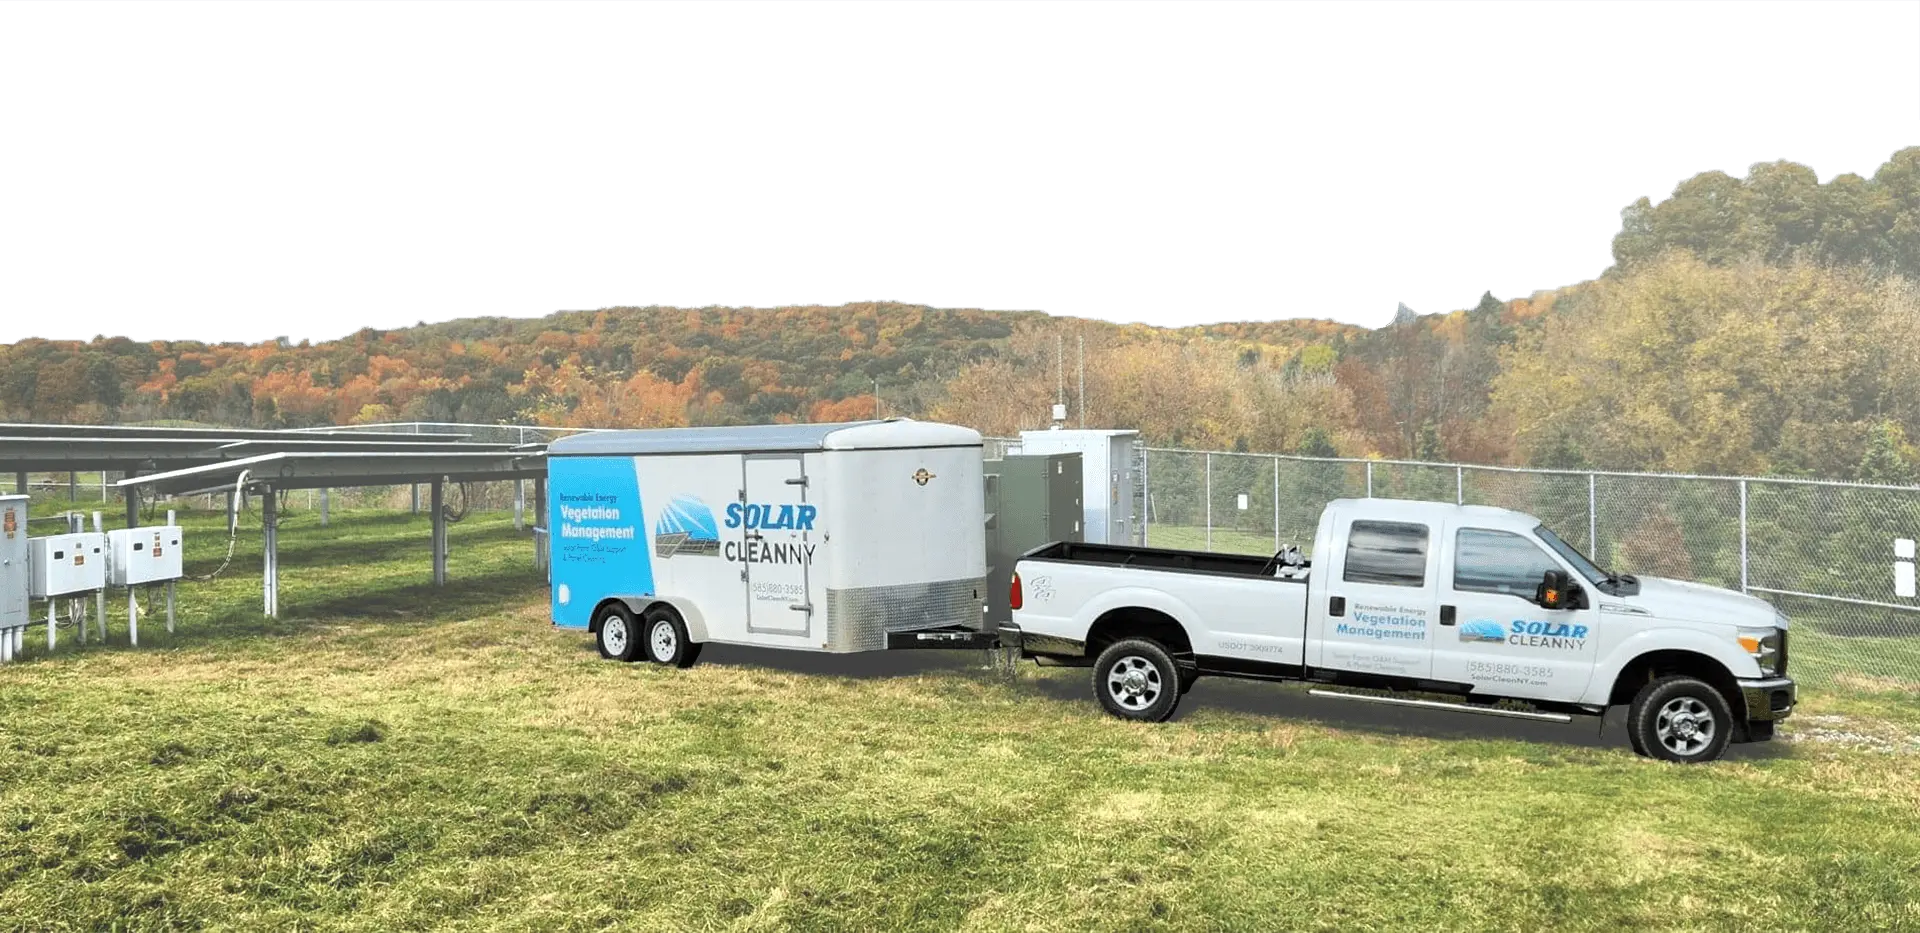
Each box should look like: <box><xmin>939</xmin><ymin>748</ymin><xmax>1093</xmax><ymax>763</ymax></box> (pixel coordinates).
<box><xmin>825</xmin><ymin>577</ymin><xmax>985</xmax><ymax>652</ymax></box>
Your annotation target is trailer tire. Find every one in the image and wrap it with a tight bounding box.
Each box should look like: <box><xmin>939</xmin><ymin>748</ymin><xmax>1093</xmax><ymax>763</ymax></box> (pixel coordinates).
<box><xmin>1093</xmin><ymin>638</ymin><xmax>1182</xmax><ymax>723</ymax></box>
<box><xmin>1628</xmin><ymin>676</ymin><xmax>1733</xmax><ymax>764</ymax></box>
<box><xmin>643</xmin><ymin>606</ymin><xmax>700</xmax><ymax>668</ymax></box>
<box><xmin>595</xmin><ymin>604</ymin><xmax>642</xmax><ymax>663</ymax></box>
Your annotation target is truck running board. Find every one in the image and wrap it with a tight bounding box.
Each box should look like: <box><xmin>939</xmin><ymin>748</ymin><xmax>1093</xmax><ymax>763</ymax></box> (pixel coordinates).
<box><xmin>1307</xmin><ymin>689</ymin><xmax>1574</xmax><ymax>723</ymax></box>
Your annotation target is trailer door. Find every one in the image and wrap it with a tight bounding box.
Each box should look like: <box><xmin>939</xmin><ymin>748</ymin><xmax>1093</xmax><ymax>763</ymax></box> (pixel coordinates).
<box><xmin>743</xmin><ymin>455</ymin><xmax>814</xmax><ymax>637</ymax></box>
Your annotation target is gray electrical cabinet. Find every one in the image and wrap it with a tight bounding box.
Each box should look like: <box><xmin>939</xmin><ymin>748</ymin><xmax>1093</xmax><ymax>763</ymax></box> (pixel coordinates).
<box><xmin>1</xmin><ymin>496</ymin><xmax>28</xmax><ymax>658</ymax></box>
<box><xmin>982</xmin><ymin>454</ymin><xmax>1083</xmax><ymax>625</ymax></box>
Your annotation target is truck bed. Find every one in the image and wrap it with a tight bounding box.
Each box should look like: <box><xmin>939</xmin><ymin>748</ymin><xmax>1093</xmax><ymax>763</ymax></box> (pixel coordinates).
<box><xmin>1020</xmin><ymin>541</ymin><xmax>1304</xmax><ymax>579</ymax></box>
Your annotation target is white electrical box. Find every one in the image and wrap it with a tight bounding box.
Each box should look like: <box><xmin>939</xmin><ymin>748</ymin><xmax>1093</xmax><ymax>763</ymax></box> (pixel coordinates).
<box><xmin>1017</xmin><ymin>429</ymin><xmax>1140</xmax><ymax>545</ymax></box>
<box><xmin>108</xmin><ymin>526</ymin><xmax>184</xmax><ymax>586</ymax></box>
<box><xmin>1</xmin><ymin>496</ymin><xmax>27</xmax><ymax>632</ymax></box>
<box><xmin>30</xmin><ymin>532</ymin><xmax>108</xmax><ymax>597</ymax></box>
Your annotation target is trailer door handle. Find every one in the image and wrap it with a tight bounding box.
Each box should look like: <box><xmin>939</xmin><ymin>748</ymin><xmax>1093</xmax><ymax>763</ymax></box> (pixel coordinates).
<box><xmin>1440</xmin><ymin>605</ymin><xmax>1456</xmax><ymax>626</ymax></box>
<box><xmin>1329</xmin><ymin>596</ymin><xmax>1345</xmax><ymax>617</ymax></box>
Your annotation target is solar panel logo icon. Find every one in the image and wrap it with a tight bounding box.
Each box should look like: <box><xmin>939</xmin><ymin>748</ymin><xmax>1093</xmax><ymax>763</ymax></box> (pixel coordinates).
<box><xmin>655</xmin><ymin>495</ymin><xmax>721</xmax><ymax>558</ymax></box>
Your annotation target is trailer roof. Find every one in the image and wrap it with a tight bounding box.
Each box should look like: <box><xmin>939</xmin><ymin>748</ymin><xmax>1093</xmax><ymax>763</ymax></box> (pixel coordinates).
<box><xmin>546</xmin><ymin>419</ymin><xmax>982</xmax><ymax>456</ymax></box>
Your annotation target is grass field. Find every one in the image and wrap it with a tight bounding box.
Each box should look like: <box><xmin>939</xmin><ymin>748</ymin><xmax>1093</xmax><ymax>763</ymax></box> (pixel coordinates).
<box><xmin>4</xmin><ymin>505</ymin><xmax>1920</xmax><ymax>931</ymax></box>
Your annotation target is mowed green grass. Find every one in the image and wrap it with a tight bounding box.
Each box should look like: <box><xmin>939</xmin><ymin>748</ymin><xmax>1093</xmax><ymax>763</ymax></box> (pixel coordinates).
<box><xmin>3</xmin><ymin>508</ymin><xmax>1920</xmax><ymax>931</ymax></box>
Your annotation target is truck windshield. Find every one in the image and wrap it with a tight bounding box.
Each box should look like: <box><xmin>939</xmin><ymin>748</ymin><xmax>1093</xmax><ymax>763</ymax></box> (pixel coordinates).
<box><xmin>1535</xmin><ymin>525</ymin><xmax>1608</xmax><ymax>585</ymax></box>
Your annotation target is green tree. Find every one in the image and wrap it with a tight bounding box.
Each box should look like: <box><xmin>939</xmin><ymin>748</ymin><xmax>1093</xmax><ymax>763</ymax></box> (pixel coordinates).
<box><xmin>1856</xmin><ymin>420</ymin><xmax>1919</xmax><ymax>485</ymax></box>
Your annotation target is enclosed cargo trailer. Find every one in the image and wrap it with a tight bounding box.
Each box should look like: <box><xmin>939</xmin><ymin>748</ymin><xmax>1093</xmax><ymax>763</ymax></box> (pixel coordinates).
<box><xmin>546</xmin><ymin>420</ymin><xmax>990</xmax><ymax>664</ymax></box>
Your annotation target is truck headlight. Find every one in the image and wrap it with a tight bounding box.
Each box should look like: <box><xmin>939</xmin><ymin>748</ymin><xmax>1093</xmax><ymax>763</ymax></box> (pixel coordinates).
<box><xmin>1737</xmin><ymin>627</ymin><xmax>1782</xmax><ymax>676</ymax></box>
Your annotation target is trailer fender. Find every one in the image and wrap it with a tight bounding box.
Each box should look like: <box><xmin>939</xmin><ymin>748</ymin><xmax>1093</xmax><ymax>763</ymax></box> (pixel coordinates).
<box><xmin>588</xmin><ymin>596</ymin><xmax>707</xmax><ymax>644</ymax></box>
<box><xmin>639</xmin><ymin>595</ymin><xmax>710</xmax><ymax>644</ymax></box>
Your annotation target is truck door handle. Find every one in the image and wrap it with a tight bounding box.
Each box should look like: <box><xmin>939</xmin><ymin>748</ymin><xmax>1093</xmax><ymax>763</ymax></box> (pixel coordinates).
<box><xmin>1329</xmin><ymin>596</ymin><xmax>1345</xmax><ymax>617</ymax></box>
<box><xmin>1440</xmin><ymin>605</ymin><xmax>1456</xmax><ymax>626</ymax></box>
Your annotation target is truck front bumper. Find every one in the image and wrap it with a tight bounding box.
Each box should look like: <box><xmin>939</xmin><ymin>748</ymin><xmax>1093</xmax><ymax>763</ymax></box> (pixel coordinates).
<box><xmin>1738</xmin><ymin>677</ymin><xmax>1796</xmax><ymax>722</ymax></box>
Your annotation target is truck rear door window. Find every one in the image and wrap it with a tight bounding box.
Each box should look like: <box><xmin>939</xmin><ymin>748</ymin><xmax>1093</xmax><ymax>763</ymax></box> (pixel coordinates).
<box><xmin>1342</xmin><ymin>521</ymin><xmax>1429</xmax><ymax>587</ymax></box>
<box><xmin>1454</xmin><ymin>528</ymin><xmax>1559</xmax><ymax>596</ymax></box>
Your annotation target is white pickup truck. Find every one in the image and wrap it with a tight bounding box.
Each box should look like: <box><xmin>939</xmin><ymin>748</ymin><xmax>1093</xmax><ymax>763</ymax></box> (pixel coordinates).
<box><xmin>1002</xmin><ymin>498</ymin><xmax>1795</xmax><ymax>762</ymax></box>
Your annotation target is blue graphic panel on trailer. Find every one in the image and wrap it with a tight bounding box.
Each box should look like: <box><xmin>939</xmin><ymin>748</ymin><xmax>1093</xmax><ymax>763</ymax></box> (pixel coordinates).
<box><xmin>549</xmin><ymin>456</ymin><xmax>651</xmax><ymax>628</ymax></box>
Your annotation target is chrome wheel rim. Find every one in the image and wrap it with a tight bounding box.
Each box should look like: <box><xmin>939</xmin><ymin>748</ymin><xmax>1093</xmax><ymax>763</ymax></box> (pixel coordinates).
<box><xmin>1106</xmin><ymin>656</ymin><xmax>1163</xmax><ymax>711</ymax></box>
<box><xmin>1655</xmin><ymin>696</ymin><xmax>1716</xmax><ymax>756</ymax></box>
<box><xmin>603</xmin><ymin>617</ymin><xmax>629</xmax><ymax>656</ymax></box>
<box><xmin>650</xmin><ymin>620</ymin><xmax>677</xmax><ymax>662</ymax></box>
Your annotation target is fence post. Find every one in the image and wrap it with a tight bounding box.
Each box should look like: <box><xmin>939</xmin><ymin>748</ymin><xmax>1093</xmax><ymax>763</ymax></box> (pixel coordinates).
<box><xmin>1739</xmin><ymin>479</ymin><xmax>1749</xmax><ymax>594</ymax></box>
<box><xmin>1140</xmin><ymin>447</ymin><xmax>1151</xmax><ymax>546</ymax></box>
<box><xmin>1204</xmin><ymin>452</ymin><xmax>1213</xmax><ymax>552</ymax></box>
<box><xmin>1273</xmin><ymin>456</ymin><xmax>1281</xmax><ymax>552</ymax></box>
<box><xmin>1365</xmin><ymin>461</ymin><xmax>1374</xmax><ymax>498</ymax></box>
<box><xmin>1588</xmin><ymin>473</ymin><xmax>1598</xmax><ymax>557</ymax></box>
<box><xmin>1456</xmin><ymin>466</ymin><xmax>1464</xmax><ymax>505</ymax></box>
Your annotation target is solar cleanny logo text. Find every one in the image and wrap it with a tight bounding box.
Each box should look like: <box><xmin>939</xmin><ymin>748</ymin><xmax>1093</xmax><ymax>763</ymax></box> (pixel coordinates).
<box><xmin>653</xmin><ymin>496</ymin><xmax>820</xmax><ymax>565</ymax></box>
<box><xmin>1461</xmin><ymin>618</ymin><xmax>1589</xmax><ymax>650</ymax></box>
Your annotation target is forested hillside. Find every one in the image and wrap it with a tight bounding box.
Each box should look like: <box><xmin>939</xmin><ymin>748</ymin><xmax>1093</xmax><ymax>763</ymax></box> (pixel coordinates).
<box><xmin>5</xmin><ymin>149</ymin><xmax>1920</xmax><ymax>482</ymax></box>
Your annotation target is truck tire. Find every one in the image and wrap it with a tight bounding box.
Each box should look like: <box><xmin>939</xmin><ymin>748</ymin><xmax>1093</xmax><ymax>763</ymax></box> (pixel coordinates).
<box><xmin>1628</xmin><ymin>676</ymin><xmax>1733</xmax><ymax>763</ymax></box>
<box><xmin>596</xmin><ymin>603</ymin><xmax>642</xmax><ymax>662</ymax></box>
<box><xmin>643</xmin><ymin>606</ymin><xmax>701</xmax><ymax>668</ymax></box>
<box><xmin>1093</xmin><ymin>638</ymin><xmax>1182</xmax><ymax>723</ymax></box>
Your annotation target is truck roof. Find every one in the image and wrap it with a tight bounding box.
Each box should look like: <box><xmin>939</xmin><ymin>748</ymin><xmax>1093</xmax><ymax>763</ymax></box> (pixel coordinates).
<box><xmin>1328</xmin><ymin>497</ymin><xmax>1541</xmax><ymax>530</ymax></box>
<box><xmin>547</xmin><ymin>419</ymin><xmax>983</xmax><ymax>457</ymax></box>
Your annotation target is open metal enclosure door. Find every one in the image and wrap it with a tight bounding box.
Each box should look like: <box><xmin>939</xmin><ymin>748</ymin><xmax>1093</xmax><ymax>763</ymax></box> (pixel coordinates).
<box><xmin>744</xmin><ymin>455</ymin><xmax>813</xmax><ymax>637</ymax></box>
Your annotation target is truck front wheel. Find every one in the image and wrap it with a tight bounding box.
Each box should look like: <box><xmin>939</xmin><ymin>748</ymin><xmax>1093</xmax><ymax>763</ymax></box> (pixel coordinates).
<box><xmin>1093</xmin><ymin>639</ymin><xmax>1182</xmax><ymax>722</ymax></box>
<box><xmin>1628</xmin><ymin>676</ymin><xmax>1733</xmax><ymax>763</ymax></box>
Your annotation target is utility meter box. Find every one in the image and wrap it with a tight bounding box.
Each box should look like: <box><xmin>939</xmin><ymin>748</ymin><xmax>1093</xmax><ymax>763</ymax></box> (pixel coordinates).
<box><xmin>1</xmin><ymin>496</ymin><xmax>27</xmax><ymax>632</ymax></box>
<box><xmin>30</xmin><ymin>532</ymin><xmax>108</xmax><ymax>597</ymax></box>
<box><xmin>107</xmin><ymin>526</ymin><xmax>184</xmax><ymax>586</ymax></box>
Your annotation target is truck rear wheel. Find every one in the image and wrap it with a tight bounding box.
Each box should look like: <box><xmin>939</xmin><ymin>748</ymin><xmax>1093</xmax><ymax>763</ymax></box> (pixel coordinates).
<box><xmin>643</xmin><ymin>606</ymin><xmax>701</xmax><ymax>668</ymax></box>
<box><xmin>1093</xmin><ymin>638</ymin><xmax>1181</xmax><ymax>723</ymax></box>
<box><xmin>595</xmin><ymin>604</ymin><xmax>642</xmax><ymax>662</ymax></box>
<box><xmin>1628</xmin><ymin>676</ymin><xmax>1733</xmax><ymax>763</ymax></box>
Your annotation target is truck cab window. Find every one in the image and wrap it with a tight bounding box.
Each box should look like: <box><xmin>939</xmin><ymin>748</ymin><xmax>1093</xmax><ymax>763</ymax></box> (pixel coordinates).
<box><xmin>1454</xmin><ymin>528</ymin><xmax>1560</xmax><ymax>596</ymax></box>
<box><xmin>1342</xmin><ymin>521</ymin><xmax>1429</xmax><ymax>587</ymax></box>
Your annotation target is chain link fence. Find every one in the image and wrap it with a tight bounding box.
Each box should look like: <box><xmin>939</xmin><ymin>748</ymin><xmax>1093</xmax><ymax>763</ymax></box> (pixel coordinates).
<box><xmin>17</xmin><ymin>426</ymin><xmax>1915</xmax><ymax>694</ymax></box>
<box><xmin>1134</xmin><ymin>448</ymin><xmax>1920</xmax><ymax>695</ymax></box>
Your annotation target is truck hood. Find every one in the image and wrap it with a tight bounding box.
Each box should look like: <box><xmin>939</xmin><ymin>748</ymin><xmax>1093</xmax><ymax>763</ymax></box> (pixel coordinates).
<box><xmin>1615</xmin><ymin>576</ymin><xmax>1779</xmax><ymax>628</ymax></box>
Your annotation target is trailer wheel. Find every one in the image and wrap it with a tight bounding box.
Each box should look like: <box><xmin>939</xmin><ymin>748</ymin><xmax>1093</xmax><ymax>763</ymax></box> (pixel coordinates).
<box><xmin>1093</xmin><ymin>638</ymin><xmax>1181</xmax><ymax>723</ymax></box>
<box><xmin>1628</xmin><ymin>676</ymin><xmax>1733</xmax><ymax>763</ymax></box>
<box><xmin>595</xmin><ymin>604</ymin><xmax>642</xmax><ymax>662</ymax></box>
<box><xmin>643</xmin><ymin>606</ymin><xmax>701</xmax><ymax>668</ymax></box>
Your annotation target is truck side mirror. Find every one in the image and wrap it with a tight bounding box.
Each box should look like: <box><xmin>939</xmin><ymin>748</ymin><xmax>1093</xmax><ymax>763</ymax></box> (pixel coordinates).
<box><xmin>1536</xmin><ymin>569</ymin><xmax>1571</xmax><ymax>610</ymax></box>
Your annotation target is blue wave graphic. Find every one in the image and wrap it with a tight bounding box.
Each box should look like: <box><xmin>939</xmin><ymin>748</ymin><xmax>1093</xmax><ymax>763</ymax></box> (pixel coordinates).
<box><xmin>1459</xmin><ymin>620</ymin><xmax>1508</xmax><ymax>643</ymax></box>
<box><xmin>655</xmin><ymin>495</ymin><xmax>719</xmax><ymax>542</ymax></box>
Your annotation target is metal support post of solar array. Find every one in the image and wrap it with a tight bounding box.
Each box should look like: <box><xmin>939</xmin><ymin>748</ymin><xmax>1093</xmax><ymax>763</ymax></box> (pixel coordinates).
<box><xmin>1</xmin><ymin>423</ymin><xmax>546</xmax><ymax>622</ymax></box>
